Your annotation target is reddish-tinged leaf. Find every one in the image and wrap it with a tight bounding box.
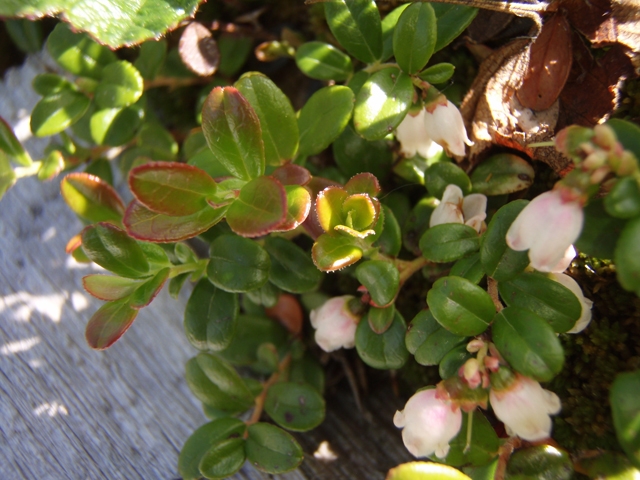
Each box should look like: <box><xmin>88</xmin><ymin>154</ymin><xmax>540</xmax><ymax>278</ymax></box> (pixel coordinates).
<box><xmin>124</xmin><ymin>200</ymin><xmax>228</xmax><ymax>242</ymax></box>
<box><xmin>61</xmin><ymin>173</ymin><xmax>125</xmax><ymax>223</ymax></box>
<box><xmin>302</xmin><ymin>176</ymin><xmax>340</xmax><ymax>240</ymax></box>
<box><xmin>316</xmin><ymin>186</ymin><xmax>347</xmax><ymax>233</ymax></box>
<box><xmin>179</xmin><ymin>22</ymin><xmax>219</xmax><ymax>76</ymax></box>
<box><xmin>517</xmin><ymin>13</ymin><xmax>573</xmax><ymax>111</ymax></box>
<box><xmin>201</xmin><ymin>87</ymin><xmax>265</xmax><ymax>181</ymax></box>
<box><xmin>561</xmin><ymin>0</ymin><xmax>617</xmax><ymax>46</ymax></box>
<box><xmin>129</xmin><ymin>267</ymin><xmax>169</xmax><ymax>309</ymax></box>
<box><xmin>265</xmin><ymin>293</ymin><xmax>303</xmax><ymax>336</ymax></box>
<box><xmin>274</xmin><ymin>185</ymin><xmax>311</xmax><ymax>232</ymax></box>
<box><xmin>83</xmin><ymin>274</ymin><xmax>143</xmax><ymax>301</ymax></box>
<box><xmin>225</xmin><ymin>176</ymin><xmax>287</xmax><ymax>237</ymax></box>
<box><xmin>312</xmin><ymin>233</ymin><xmax>363</xmax><ymax>272</ymax></box>
<box><xmin>270</xmin><ymin>164</ymin><xmax>311</xmax><ymax>186</ymax></box>
<box><xmin>85</xmin><ymin>299</ymin><xmax>138</xmax><ymax>350</ymax></box>
<box><xmin>129</xmin><ymin>161</ymin><xmax>217</xmax><ymax>216</ymax></box>
<box><xmin>344</xmin><ymin>172</ymin><xmax>381</xmax><ymax>197</ymax></box>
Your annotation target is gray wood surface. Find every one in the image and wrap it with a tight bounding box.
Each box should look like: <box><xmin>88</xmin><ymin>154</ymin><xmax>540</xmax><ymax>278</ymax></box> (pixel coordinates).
<box><xmin>0</xmin><ymin>53</ymin><xmax>412</xmax><ymax>480</ymax></box>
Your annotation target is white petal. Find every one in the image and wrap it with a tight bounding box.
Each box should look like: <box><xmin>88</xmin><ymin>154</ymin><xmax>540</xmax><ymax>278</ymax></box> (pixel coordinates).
<box><xmin>462</xmin><ymin>194</ymin><xmax>487</xmax><ymax>220</ymax></box>
<box><xmin>550</xmin><ymin>272</ymin><xmax>593</xmax><ymax>333</ymax></box>
<box><xmin>441</xmin><ymin>184</ymin><xmax>464</xmax><ymax>204</ymax></box>
<box><xmin>430</xmin><ymin>202</ymin><xmax>464</xmax><ymax>228</ymax></box>
<box><xmin>396</xmin><ymin>109</ymin><xmax>434</xmax><ymax>158</ymax></box>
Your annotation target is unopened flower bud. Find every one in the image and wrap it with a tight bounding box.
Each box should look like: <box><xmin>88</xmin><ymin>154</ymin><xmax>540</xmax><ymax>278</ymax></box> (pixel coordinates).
<box><xmin>589</xmin><ymin>166</ymin><xmax>611</xmax><ymax>185</ymax></box>
<box><xmin>466</xmin><ymin>338</ymin><xmax>485</xmax><ymax>353</ymax></box>
<box><xmin>593</xmin><ymin>124</ymin><xmax>618</xmax><ymax>150</ymax></box>
<box><xmin>309</xmin><ymin>295</ymin><xmax>360</xmax><ymax>352</ymax></box>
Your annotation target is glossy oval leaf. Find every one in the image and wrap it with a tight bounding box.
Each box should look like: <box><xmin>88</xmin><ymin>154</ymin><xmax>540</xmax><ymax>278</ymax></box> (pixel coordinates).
<box><xmin>438</xmin><ymin>411</ymin><xmax>500</xmax><ymax>467</ymax></box>
<box><xmin>381</xmin><ymin>4</ymin><xmax>410</xmax><ymax>61</ymax></box>
<box><xmin>355</xmin><ymin>310</ymin><xmax>409</xmax><ymax>369</ymax></box>
<box><xmin>405</xmin><ymin>309</ymin><xmax>440</xmax><ymax>355</ymax></box>
<box><xmin>129</xmin><ymin>267</ymin><xmax>169</xmax><ymax>309</ymax></box>
<box><xmin>604</xmin><ymin>176</ymin><xmax>640</xmax><ymax>219</ymax></box>
<box><xmin>95</xmin><ymin>60</ymin><xmax>143</xmax><ymax>109</ymax></box>
<box><xmin>202</xmin><ymin>86</ymin><xmax>265</xmax><ymax>181</ymax></box>
<box><xmin>393</xmin><ymin>3</ymin><xmax>436</xmax><ymax>74</ymax></box>
<box><xmin>295</xmin><ymin>41</ymin><xmax>353</xmax><ymax>81</ymax></box>
<box><xmin>368</xmin><ymin>305</ymin><xmax>396</xmax><ymax>334</ymax></box>
<box><xmin>420</xmin><ymin>223</ymin><xmax>480</xmax><ymax>263</ymax></box>
<box><xmin>85</xmin><ymin>299</ymin><xmax>138</xmax><ymax>350</ymax></box>
<box><xmin>418</xmin><ymin>63</ymin><xmax>455</xmax><ymax>85</ymax></box>
<box><xmin>333</xmin><ymin>123</ymin><xmax>393</xmax><ymax>180</ymax></box>
<box><xmin>386</xmin><ymin>461</ymin><xmax>472</xmax><ymax>480</ymax></box>
<box><xmin>264</xmin><ymin>236</ymin><xmax>322</xmax><ymax>294</ymax></box>
<box><xmin>506</xmin><ymin>445</ymin><xmax>573</xmax><ymax>479</ymax></box>
<box><xmin>615</xmin><ymin>216</ymin><xmax>640</xmax><ymax>297</ymax></box>
<box><xmin>245</xmin><ymin>422</ymin><xmax>304</xmax><ymax>474</ymax></box>
<box><xmin>492</xmin><ymin>306</ymin><xmax>564</xmax><ymax>382</ymax></box>
<box><xmin>576</xmin><ymin>198</ymin><xmax>625</xmax><ymax>259</ymax></box>
<box><xmin>610</xmin><ymin>370</ymin><xmax>640</xmax><ymax>469</ymax></box>
<box><xmin>425</xmin><ymin>162</ymin><xmax>471</xmax><ymax>198</ymax></box>
<box><xmin>414</xmin><ymin>323</ymin><xmax>466</xmax><ymax>367</ymax></box>
<box><xmin>375</xmin><ymin>204</ymin><xmax>402</xmax><ymax>257</ymax></box>
<box><xmin>439</xmin><ymin>344</ymin><xmax>472</xmax><ymax>380</ymax></box>
<box><xmin>432</xmin><ymin>4</ymin><xmax>478</xmax><ymax>52</ymax></box>
<box><xmin>471</xmin><ymin>154</ymin><xmax>535</xmax><ymax>196</ymax></box>
<box><xmin>275</xmin><ymin>185</ymin><xmax>311</xmax><ymax>232</ymax></box>
<box><xmin>264</xmin><ymin>382</ymin><xmax>325</xmax><ymax>432</ymax></box>
<box><xmin>355</xmin><ymin>260</ymin><xmax>399</xmax><ymax>307</ymax></box>
<box><xmin>31</xmin><ymin>90</ymin><xmax>90</xmax><ymax>137</ymax></box>
<box><xmin>199</xmin><ymin>437</ymin><xmax>245</xmax><ymax>480</ymax></box>
<box><xmin>61</xmin><ymin>172</ymin><xmax>125</xmax><ymax>223</ymax></box>
<box><xmin>427</xmin><ymin>276</ymin><xmax>494</xmax><ymax>336</ymax></box>
<box><xmin>354</xmin><ymin>67</ymin><xmax>413</xmax><ymax>141</ymax></box>
<box><xmin>450</xmin><ymin>253</ymin><xmax>484</xmax><ymax>285</ymax></box>
<box><xmin>90</xmin><ymin>105</ymin><xmax>143</xmax><ymax>146</ymax></box>
<box><xmin>82</xmin><ymin>274</ymin><xmax>143</xmax><ymax>301</ymax></box>
<box><xmin>324</xmin><ymin>0</ymin><xmax>382</xmax><ymax>64</ymax></box>
<box><xmin>208</xmin><ymin>234</ymin><xmax>271</xmax><ymax>293</ymax></box>
<box><xmin>226</xmin><ymin>176</ymin><xmax>287</xmax><ymax>237</ymax></box>
<box><xmin>312</xmin><ymin>233</ymin><xmax>363</xmax><ymax>272</ymax></box>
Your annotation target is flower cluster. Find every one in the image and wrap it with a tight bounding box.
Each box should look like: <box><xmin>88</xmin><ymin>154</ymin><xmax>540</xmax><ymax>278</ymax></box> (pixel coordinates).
<box><xmin>430</xmin><ymin>184</ymin><xmax>487</xmax><ymax>233</ymax></box>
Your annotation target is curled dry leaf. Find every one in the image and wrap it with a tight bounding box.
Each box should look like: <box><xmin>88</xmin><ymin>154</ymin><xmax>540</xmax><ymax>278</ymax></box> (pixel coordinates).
<box><xmin>179</xmin><ymin>22</ymin><xmax>220</xmax><ymax>77</ymax></box>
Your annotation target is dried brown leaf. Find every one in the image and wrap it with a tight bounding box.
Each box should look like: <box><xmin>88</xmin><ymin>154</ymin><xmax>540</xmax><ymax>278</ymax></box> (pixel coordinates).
<box><xmin>179</xmin><ymin>22</ymin><xmax>220</xmax><ymax>77</ymax></box>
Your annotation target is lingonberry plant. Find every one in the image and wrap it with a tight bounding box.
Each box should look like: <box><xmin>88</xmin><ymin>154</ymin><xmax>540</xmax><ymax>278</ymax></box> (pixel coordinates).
<box><xmin>2</xmin><ymin>0</ymin><xmax>640</xmax><ymax>478</ymax></box>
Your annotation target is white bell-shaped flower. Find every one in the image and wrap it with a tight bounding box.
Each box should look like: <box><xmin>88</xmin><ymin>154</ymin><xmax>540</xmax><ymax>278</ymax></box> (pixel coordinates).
<box><xmin>396</xmin><ymin>109</ymin><xmax>443</xmax><ymax>159</ymax></box>
<box><xmin>430</xmin><ymin>184</ymin><xmax>487</xmax><ymax>233</ymax></box>
<box><xmin>393</xmin><ymin>389</ymin><xmax>462</xmax><ymax>459</ymax></box>
<box><xmin>506</xmin><ymin>188</ymin><xmax>584</xmax><ymax>272</ymax></box>
<box><xmin>309</xmin><ymin>295</ymin><xmax>360</xmax><ymax>352</ymax></box>
<box><xmin>490</xmin><ymin>374</ymin><xmax>561</xmax><ymax>442</ymax></box>
<box><xmin>423</xmin><ymin>99</ymin><xmax>473</xmax><ymax>157</ymax></box>
<box><xmin>549</xmin><ymin>272</ymin><xmax>593</xmax><ymax>333</ymax></box>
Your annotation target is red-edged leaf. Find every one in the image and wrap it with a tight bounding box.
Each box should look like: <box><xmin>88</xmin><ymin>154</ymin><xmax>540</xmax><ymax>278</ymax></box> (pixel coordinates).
<box><xmin>61</xmin><ymin>173</ymin><xmax>125</xmax><ymax>223</ymax></box>
<box><xmin>226</xmin><ymin>176</ymin><xmax>287</xmax><ymax>237</ymax></box>
<box><xmin>201</xmin><ymin>86</ymin><xmax>265</xmax><ymax>181</ymax></box>
<box><xmin>83</xmin><ymin>274</ymin><xmax>144</xmax><ymax>301</ymax></box>
<box><xmin>129</xmin><ymin>161</ymin><xmax>217</xmax><ymax>216</ymax></box>
<box><xmin>312</xmin><ymin>233</ymin><xmax>363</xmax><ymax>272</ymax></box>
<box><xmin>344</xmin><ymin>172</ymin><xmax>381</xmax><ymax>197</ymax></box>
<box><xmin>129</xmin><ymin>267</ymin><xmax>169</xmax><ymax>309</ymax></box>
<box><xmin>275</xmin><ymin>185</ymin><xmax>311</xmax><ymax>232</ymax></box>
<box><xmin>85</xmin><ymin>299</ymin><xmax>138</xmax><ymax>350</ymax></box>
<box><xmin>124</xmin><ymin>200</ymin><xmax>228</xmax><ymax>242</ymax></box>
<box><xmin>316</xmin><ymin>186</ymin><xmax>347</xmax><ymax>233</ymax></box>
<box><xmin>302</xmin><ymin>176</ymin><xmax>341</xmax><ymax>240</ymax></box>
<box><xmin>271</xmin><ymin>164</ymin><xmax>311</xmax><ymax>186</ymax></box>
<box><xmin>517</xmin><ymin>13</ymin><xmax>573</xmax><ymax>111</ymax></box>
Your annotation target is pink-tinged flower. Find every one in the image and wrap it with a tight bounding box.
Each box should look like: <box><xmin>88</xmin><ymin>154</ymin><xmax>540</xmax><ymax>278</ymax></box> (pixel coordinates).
<box><xmin>309</xmin><ymin>295</ymin><xmax>360</xmax><ymax>352</ymax></box>
<box><xmin>506</xmin><ymin>188</ymin><xmax>584</xmax><ymax>272</ymax></box>
<box><xmin>423</xmin><ymin>99</ymin><xmax>473</xmax><ymax>157</ymax></box>
<box><xmin>549</xmin><ymin>272</ymin><xmax>593</xmax><ymax>333</ymax></box>
<box><xmin>393</xmin><ymin>389</ymin><xmax>462</xmax><ymax>459</ymax></box>
<box><xmin>396</xmin><ymin>109</ymin><xmax>443</xmax><ymax>159</ymax></box>
<box><xmin>490</xmin><ymin>374</ymin><xmax>561</xmax><ymax>442</ymax></box>
<box><xmin>430</xmin><ymin>184</ymin><xmax>487</xmax><ymax>233</ymax></box>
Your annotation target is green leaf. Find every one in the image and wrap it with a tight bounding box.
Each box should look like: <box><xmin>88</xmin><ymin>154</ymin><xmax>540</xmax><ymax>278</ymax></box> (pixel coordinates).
<box><xmin>353</xmin><ymin>67</ymin><xmax>413</xmax><ymax>141</ymax></box>
<box><xmin>61</xmin><ymin>172</ymin><xmax>125</xmax><ymax>223</ymax></box>
<box><xmin>38</xmin><ymin>150</ymin><xmax>64</xmax><ymax>181</ymax></box>
<box><xmin>129</xmin><ymin>267</ymin><xmax>169</xmax><ymax>309</ymax></box>
<box><xmin>277</xmin><ymin>185</ymin><xmax>311</xmax><ymax>232</ymax></box>
<box><xmin>202</xmin><ymin>87</ymin><xmax>265</xmax><ymax>181</ymax></box>
<box><xmin>90</xmin><ymin>104</ymin><xmax>143</xmax><ymax>146</ymax></box>
<box><xmin>5</xmin><ymin>18</ymin><xmax>43</xmax><ymax>54</ymax></box>
<box><xmin>605</xmin><ymin>177</ymin><xmax>640</xmax><ymax>219</ymax></box>
<box><xmin>381</xmin><ymin>4</ymin><xmax>410</xmax><ymax>61</ymax></box>
<box><xmin>0</xmin><ymin>118</ymin><xmax>32</xmax><ymax>166</ymax></box>
<box><xmin>387</xmin><ymin>462</ymin><xmax>473</xmax><ymax>480</ymax></box>
<box><xmin>333</xmin><ymin>123</ymin><xmax>393</xmax><ymax>180</ymax></box>
<box><xmin>450</xmin><ymin>253</ymin><xmax>484</xmax><ymax>285</ymax></box>
<box><xmin>480</xmin><ymin>200</ymin><xmax>530</xmax><ymax>282</ymax></box>
<box><xmin>185</xmin><ymin>352</ymin><xmax>255</xmax><ymax>412</ymax></box>
<box><xmin>178</xmin><ymin>418</ymin><xmax>247</xmax><ymax>480</ymax></box>
<box><xmin>438</xmin><ymin>411</ymin><xmax>500</xmax><ymax>467</ymax></box>
<box><xmin>94</xmin><ymin>61</ymin><xmax>143</xmax><ymax>109</ymax></box>
<box><xmin>185</xmin><ymin>279</ymin><xmax>238</xmax><ymax>351</ymax></box>
<box><xmin>85</xmin><ymin>298</ymin><xmax>138</xmax><ymax>350</ymax></box>
<box><xmin>579</xmin><ymin>452</ymin><xmax>640</xmax><ymax>480</ymax></box>
<box><xmin>124</xmin><ymin>201</ymin><xmax>227</xmax><ymax>243</ymax></box>
<box><xmin>492</xmin><ymin>306</ymin><xmax>564</xmax><ymax>382</ymax></box>
<box><xmin>134</xmin><ymin>40</ymin><xmax>167</xmax><ymax>80</ymax></box>
<box><xmin>393</xmin><ymin>3</ymin><xmax>436</xmax><ymax>74</ymax></box>
<box><xmin>297</xmin><ymin>85</ymin><xmax>354</xmax><ymax>160</ymax></box>
<box><xmin>439</xmin><ymin>344</ymin><xmax>472</xmax><ymax>379</ymax></box>
<box><xmin>498</xmin><ymin>271</ymin><xmax>582</xmax><ymax>333</ymax></box>
<box><xmin>611</xmin><ymin>370</ymin><xmax>640</xmax><ymax>469</ymax></box>
<box><xmin>355</xmin><ymin>309</ymin><xmax>409</xmax><ymax>369</ymax></box>
<box><xmin>199</xmin><ymin>437</ymin><xmax>245</xmax><ymax>480</ymax></box>
<box><xmin>46</xmin><ymin>23</ymin><xmax>117</xmax><ymax>77</ymax></box>
<box><xmin>414</xmin><ymin>323</ymin><xmax>466</xmax><ymax>367</ymax></box>
<box><xmin>403</xmin><ymin>196</ymin><xmax>437</xmax><ymax>256</ymax></box>
<box><xmin>245</xmin><ymin>423</ymin><xmax>304</xmax><ymax>474</ymax></box>
<box><xmin>208</xmin><ymin>234</ymin><xmax>270</xmax><ymax>293</ymax></box>
<box><xmin>375</xmin><ymin>204</ymin><xmax>402</xmax><ymax>257</ymax></box>
<box><xmin>576</xmin><ymin>198</ymin><xmax>626</xmax><ymax>259</ymax></box>
<box><xmin>11</xmin><ymin>0</ymin><xmax>201</xmax><ymax>48</ymax></box>
<box><xmin>316</xmin><ymin>186</ymin><xmax>348</xmax><ymax>233</ymax></box>
<box><xmin>289</xmin><ymin>354</ymin><xmax>325</xmax><ymax>394</ymax></box>
<box><xmin>505</xmin><ymin>445</ymin><xmax>573</xmax><ymax>480</ymax></box>
<box><xmin>431</xmin><ymin>4</ymin><xmax>479</xmax><ymax>52</ymax></box>
<box><xmin>405</xmin><ymin>309</ymin><xmax>439</xmax><ymax>354</ymax></box>
<box><xmin>217</xmin><ymin>34</ymin><xmax>253</xmax><ymax>77</ymax></box>
<box><xmin>418</xmin><ymin>63</ymin><xmax>455</xmax><ymax>85</ymax></box>
<box><xmin>607</xmin><ymin>118</ymin><xmax>640</xmax><ymax>160</ymax></box>
<box><xmin>235</xmin><ymin>72</ymin><xmax>299</xmax><ymax>166</ymax></box>
<box><xmin>81</xmin><ymin>223</ymin><xmax>150</xmax><ymax>278</ymax></box>
<box><xmin>82</xmin><ymin>274</ymin><xmax>143</xmax><ymax>301</ymax></box>
<box><xmin>470</xmin><ymin>154</ymin><xmax>534</xmax><ymax>196</ymax></box>
<box><xmin>427</xmin><ymin>276</ymin><xmax>494</xmax><ymax>336</ymax></box>
<box><xmin>312</xmin><ymin>233</ymin><xmax>363</xmax><ymax>272</ymax></box>
<box><xmin>1</xmin><ymin>158</ymin><xmax>17</xmax><ymax>198</ymax></box>
<box><xmin>324</xmin><ymin>0</ymin><xmax>382</xmax><ymax>64</ymax></box>
<box><xmin>225</xmin><ymin>176</ymin><xmax>287</xmax><ymax>237</ymax></box>
<box><xmin>368</xmin><ymin>305</ymin><xmax>396</xmax><ymax>334</ymax></box>
<box><xmin>295</xmin><ymin>41</ymin><xmax>353</xmax><ymax>81</ymax></box>
<box><xmin>420</xmin><ymin>223</ymin><xmax>480</xmax><ymax>263</ymax></box>
<box><xmin>425</xmin><ymin>162</ymin><xmax>471</xmax><ymax>198</ymax></box>
<box><xmin>356</xmin><ymin>260</ymin><xmax>399</xmax><ymax>306</ymax></box>
<box><xmin>264</xmin><ymin>382</ymin><xmax>325</xmax><ymax>432</ymax></box>
<box><xmin>31</xmin><ymin>89</ymin><xmax>91</xmax><ymax>137</ymax></box>
<box><xmin>129</xmin><ymin>161</ymin><xmax>217</xmax><ymax>216</ymax></box>
<box><xmin>264</xmin><ymin>236</ymin><xmax>322</xmax><ymax>294</ymax></box>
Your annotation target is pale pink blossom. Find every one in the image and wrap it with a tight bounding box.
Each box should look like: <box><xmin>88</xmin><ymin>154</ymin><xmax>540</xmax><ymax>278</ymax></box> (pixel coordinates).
<box><xmin>506</xmin><ymin>188</ymin><xmax>584</xmax><ymax>272</ymax></box>
<box><xmin>309</xmin><ymin>295</ymin><xmax>359</xmax><ymax>352</ymax></box>
<box><xmin>430</xmin><ymin>184</ymin><xmax>487</xmax><ymax>233</ymax></box>
<box><xmin>549</xmin><ymin>272</ymin><xmax>593</xmax><ymax>333</ymax></box>
<box><xmin>396</xmin><ymin>109</ymin><xmax>443</xmax><ymax>159</ymax></box>
<box><xmin>490</xmin><ymin>374</ymin><xmax>561</xmax><ymax>442</ymax></box>
<box><xmin>423</xmin><ymin>99</ymin><xmax>473</xmax><ymax>157</ymax></box>
<box><xmin>393</xmin><ymin>389</ymin><xmax>462</xmax><ymax>459</ymax></box>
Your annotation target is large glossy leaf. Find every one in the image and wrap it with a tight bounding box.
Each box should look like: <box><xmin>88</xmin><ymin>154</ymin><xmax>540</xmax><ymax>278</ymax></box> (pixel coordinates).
<box><xmin>386</xmin><ymin>461</ymin><xmax>472</xmax><ymax>480</ymax></box>
<box><xmin>431</xmin><ymin>4</ymin><xmax>478</xmax><ymax>52</ymax></box>
<box><xmin>610</xmin><ymin>370</ymin><xmax>640</xmax><ymax>469</ymax></box>
<box><xmin>31</xmin><ymin>89</ymin><xmax>90</xmax><ymax>137</ymax></box>
<box><xmin>420</xmin><ymin>223</ymin><xmax>480</xmax><ymax>263</ymax></box>
<box><xmin>616</xmin><ymin>216</ymin><xmax>640</xmax><ymax>297</ymax></box>
<box><xmin>124</xmin><ymin>200</ymin><xmax>227</xmax><ymax>243</ymax></box>
<box><xmin>198</xmin><ymin>437</ymin><xmax>245</xmax><ymax>480</ymax></box>
<box><xmin>264</xmin><ymin>236</ymin><xmax>322</xmax><ymax>294</ymax></box>
<box><xmin>275</xmin><ymin>185</ymin><xmax>311</xmax><ymax>232</ymax></box>
<box><xmin>381</xmin><ymin>4</ymin><xmax>410</xmax><ymax>61</ymax></box>
<box><xmin>235</xmin><ymin>72</ymin><xmax>299</xmax><ymax>166</ymax></box>
<box><xmin>471</xmin><ymin>154</ymin><xmax>534</xmax><ymax>196</ymax></box>
<box><xmin>94</xmin><ymin>60</ymin><xmax>143</xmax><ymax>109</ymax></box>
<box><xmin>353</xmin><ymin>67</ymin><xmax>413</xmax><ymax>141</ymax></box>
<box><xmin>264</xmin><ymin>382</ymin><xmax>325</xmax><ymax>432</ymax></box>
<box><xmin>129</xmin><ymin>162</ymin><xmax>217</xmax><ymax>216</ymax></box>
<box><xmin>90</xmin><ymin>105</ymin><xmax>143</xmax><ymax>146</ymax></box>
<box><xmin>85</xmin><ymin>299</ymin><xmax>138</xmax><ymax>350</ymax></box>
<box><xmin>324</xmin><ymin>0</ymin><xmax>382</xmax><ymax>64</ymax></box>
<box><xmin>6</xmin><ymin>0</ymin><xmax>202</xmax><ymax>48</ymax></box>
<box><xmin>505</xmin><ymin>445</ymin><xmax>573</xmax><ymax>479</ymax></box>
<box><xmin>295</xmin><ymin>41</ymin><xmax>353</xmax><ymax>81</ymax></box>
<box><xmin>355</xmin><ymin>260</ymin><xmax>399</xmax><ymax>307</ymax></box>
<box><xmin>424</xmin><ymin>162</ymin><xmax>471</xmax><ymax>198</ymax></box>
<box><xmin>245</xmin><ymin>423</ymin><xmax>304</xmax><ymax>474</ymax></box>
<box><xmin>208</xmin><ymin>234</ymin><xmax>271</xmax><ymax>293</ymax></box>
<box><xmin>82</xmin><ymin>274</ymin><xmax>143</xmax><ymax>301</ymax></box>
<box><xmin>61</xmin><ymin>173</ymin><xmax>125</xmax><ymax>223</ymax></box>
<box><xmin>393</xmin><ymin>3</ymin><xmax>436</xmax><ymax>74</ymax></box>
<box><xmin>202</xmin><ymin>86</ymin><xmax>265</xmax><ymax>181</ymax></box>
<box><xmin>355</xmin><ymin>310</ymin><xmax>409</xmax><ymax>369</ymax></box>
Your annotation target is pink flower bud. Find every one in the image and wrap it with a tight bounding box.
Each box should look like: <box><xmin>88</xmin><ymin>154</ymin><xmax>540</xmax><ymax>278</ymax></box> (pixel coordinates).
<box><xmin>490</xmin><ymin>374</ymin><xmax>561</xmax><ymax>442</ymax></box>
<box><xmin>506</xmin><ymin>188</ymin><xmax>583</xmax><ymax>272</ymax></box>
<box><xmin>309</xmin><ymin>295</ymin><xmax>360</xmax><ymax>352</ymax></box>
<box><xmin>393</xmin><ymin>389</ymin><xmax>462</xmax><ymax>459</ymax></box>
<box><xmin>430</xmin><ymin>184</ymin><xmax>487</xmax><ymax>233</ymax></box>
<box><xmin>395</xmin><ymin>109</ymin><xmax>443</xmax><ymax>159</ymax></box>
<box><xmin>549</xmin><ymin>272</ymin><xmax>593</xmax><ymax>333</ymax></box>
<box><xmin>423</xmin><ymin>99</ymin><xmax>473</xmax><ymax>157</ymax></box>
